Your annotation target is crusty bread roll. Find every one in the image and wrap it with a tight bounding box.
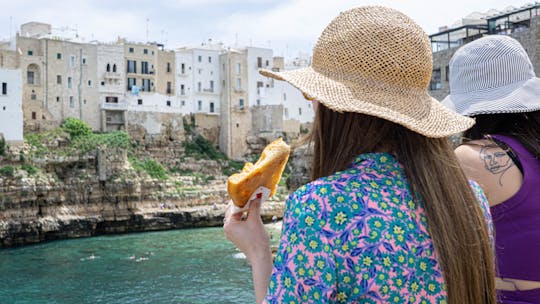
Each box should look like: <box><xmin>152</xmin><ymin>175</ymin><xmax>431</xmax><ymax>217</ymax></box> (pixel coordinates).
<box><xmin>227</xmin><ymin>138</ymin><xmax>291</xmax><ymax>208</ymax></box>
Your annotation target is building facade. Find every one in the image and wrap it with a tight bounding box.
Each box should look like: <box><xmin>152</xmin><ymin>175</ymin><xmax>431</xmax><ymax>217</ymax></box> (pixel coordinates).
<box><xmin>429</xmin><ymin>4</ymin><xmax>540</xmax><ymax>101</ymax></box>
<box><xmin>0</xmin><ymin>68</ymin><xmax>23</xmax><ymax>143</ymax></box>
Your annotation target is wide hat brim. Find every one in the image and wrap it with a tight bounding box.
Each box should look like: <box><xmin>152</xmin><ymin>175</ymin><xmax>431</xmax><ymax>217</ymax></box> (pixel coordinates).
<box><xmin>260</xmin><ymin>67</ymin><xmax>474</xmax><ymax>138</ymax></box>
<box><xmin>442</xmin><ymin>77</ymin><xmax>540</xmax><ymax>116</ymax></box>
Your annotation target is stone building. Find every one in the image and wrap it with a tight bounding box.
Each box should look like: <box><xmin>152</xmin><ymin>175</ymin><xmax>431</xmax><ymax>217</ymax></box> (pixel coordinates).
<box><xmin>429</xmin><ymin>4</ymin><xmax>540</xmax><ymax>101</ymax></box>
<box><xmin>97</xmin><ymin>44</ymin><xmax>127</xmax><ymax>131</ymax></box>
<box><xmin>219</xmin><ymin>48</ymin><xmax>251</xmax><ymax>159</ymax></box>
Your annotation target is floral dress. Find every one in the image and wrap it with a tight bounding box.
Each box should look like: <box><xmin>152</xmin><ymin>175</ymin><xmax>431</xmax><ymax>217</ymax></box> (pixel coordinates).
<box><xmin>264</xmin><ymin>153</ymin><xmax>491</xmax><ymax>304</ymax></box>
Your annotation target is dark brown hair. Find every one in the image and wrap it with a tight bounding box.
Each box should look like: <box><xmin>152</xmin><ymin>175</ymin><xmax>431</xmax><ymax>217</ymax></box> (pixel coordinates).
<box><xmin>464</xmin><ymin>111</ymin><xmax>540</xmax><ymax>159</ymax></box>
<box><xmin>310</xmin><ymin>103</ymin><xmax>496</xmax><ymax>304</ymax></box>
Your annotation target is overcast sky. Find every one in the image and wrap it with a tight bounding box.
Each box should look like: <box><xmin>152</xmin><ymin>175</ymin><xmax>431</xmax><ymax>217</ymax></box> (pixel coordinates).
<box><xmin>0</xmin><ymin>0</ymin><xmax>528</xmax><ymax>58</ymax></box>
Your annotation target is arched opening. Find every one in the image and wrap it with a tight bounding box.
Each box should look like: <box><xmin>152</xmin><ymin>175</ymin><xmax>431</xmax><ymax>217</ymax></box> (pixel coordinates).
<box><xmin>106</xmin><ymin>63</ymin><xmax>111</xmax><ymax>72</ymax></box>
<box><xmin>112</xmin><ymin>64</ymin><xmax>117</xmax><ymax>72</ymax></box>
<box><xmin>27</xmin><ymin>64</ymin><xmax>40</xmax><ymax>85</ymax></box>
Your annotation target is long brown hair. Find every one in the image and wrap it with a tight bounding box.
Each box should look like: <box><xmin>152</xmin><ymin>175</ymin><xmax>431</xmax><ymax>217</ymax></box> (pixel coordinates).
<box><xmin>310</xmin><ymin>103</ymin><xmax>496</xmax><ymax>304</ymax></box>
<box><xmin>464</xmin><ymin>111</ymin><xmax>540</xmax><ymax>159</ymax></box>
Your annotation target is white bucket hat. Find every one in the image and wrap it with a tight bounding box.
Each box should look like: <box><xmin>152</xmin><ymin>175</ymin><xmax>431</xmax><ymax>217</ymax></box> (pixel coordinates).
<box><xmin>259</xmin><ymin>6</ymin><xmax>474</xmax><ymax>138</ymax></box>
<box><xmin>442</xmin><ymin>35</ymin><xmax>540</xmax><ymax>116</ymax></box>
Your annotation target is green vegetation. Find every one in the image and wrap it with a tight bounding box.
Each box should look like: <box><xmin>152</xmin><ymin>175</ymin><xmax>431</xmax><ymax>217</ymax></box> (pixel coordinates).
<box><xmin>0</xmin><ymin>136</ymin><xmax>6</xmax><ymax>156</ymax></box>
<box><xmin>130</xmin><ymin>157</ymin><xmax>168</xmax><ymax>180</ymax></box>
<box><xmin>183</xmin><ymin>134</ymin><xmax>227</xmax><ymax>161</ymax></box>
<box><xmin>0</xmin><ymin>165</ymin><xmax>14</xmax><ymax>177</ymax></box>
<box><xmin>21</xmin><ymin>163</ymin><xmax>38</xmax><ymax>175</ymax></box>
<box><xmin>61</xmin><ymin>117</ymin><xmax>92</xmax><ymax>140</ymax></box>
<box><xmin>72</xmin><ymin>131</ymin><xmax>131</xmax><ymax>154</ymax></box>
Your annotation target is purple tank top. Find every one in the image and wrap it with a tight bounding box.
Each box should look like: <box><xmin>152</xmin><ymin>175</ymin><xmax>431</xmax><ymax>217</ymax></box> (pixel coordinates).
<box><xmin>490</xmin><ymin>134</ymin><xmax>540</xmax><ymax>281</ymax></box>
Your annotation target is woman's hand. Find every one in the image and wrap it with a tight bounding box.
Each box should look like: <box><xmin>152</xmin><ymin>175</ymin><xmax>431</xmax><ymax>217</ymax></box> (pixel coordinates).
<box><xmin>223</xmin><ymin>198</ymin><xmax>271</xmax><ymax>262</ymax></box>
<box><xmin>224</xmin><ymin>199</ymin><xmax>273</xmax><ymax>303</ymax></box>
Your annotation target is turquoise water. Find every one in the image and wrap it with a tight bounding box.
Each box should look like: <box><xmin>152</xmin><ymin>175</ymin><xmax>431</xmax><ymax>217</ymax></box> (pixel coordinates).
<box><xmin>0</xmin><ymin>227</ymin><xmax>280</xmax><ymax>304</ymax></box>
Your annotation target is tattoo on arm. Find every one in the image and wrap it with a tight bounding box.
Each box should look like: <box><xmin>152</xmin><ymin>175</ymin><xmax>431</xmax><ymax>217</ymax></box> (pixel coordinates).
<box><xmin>479</xmin><ymin>145</ymin><xmax>515</xmax><ymax>186</ymax></box>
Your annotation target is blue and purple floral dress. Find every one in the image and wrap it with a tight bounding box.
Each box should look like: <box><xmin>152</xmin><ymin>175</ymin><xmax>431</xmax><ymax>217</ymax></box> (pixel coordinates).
<box><xmin>264</xmin><ymin>153</ymin><xmax>491</xmax><ymax>303</ymax></box>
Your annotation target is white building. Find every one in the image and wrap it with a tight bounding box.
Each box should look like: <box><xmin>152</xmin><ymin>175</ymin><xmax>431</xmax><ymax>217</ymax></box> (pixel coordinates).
<box><xmin>246</xmin><ymin>47</ymin><xmax>274</xmax><ymax>107</ymax></box>
<box><xmin>0</xmin><ymin>68</ymin><xmax>23</xmax><ymax>143</ymax></box>
<box><xmin>265</xmin><ymin>81</ymin><xmax>314</xmax><ymax>123</ymax></box>
<box><xmin>175</xmin><ymin>43</ymin><xmax>223</xmax><ymax>115</ymax></box>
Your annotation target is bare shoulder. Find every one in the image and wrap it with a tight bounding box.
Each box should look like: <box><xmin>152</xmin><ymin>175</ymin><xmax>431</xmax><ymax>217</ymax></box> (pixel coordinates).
<box><xmin>455</xmin><ymin>140</ymin><xmax>523</xmax><ymax>206</ymax></box>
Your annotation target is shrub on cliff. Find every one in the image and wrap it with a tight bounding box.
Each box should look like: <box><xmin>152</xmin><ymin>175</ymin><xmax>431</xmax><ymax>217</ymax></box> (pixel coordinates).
<box><xmin>61</xmin><ymin>118</ymin><xmax>92</xmax><ymax>140</ymax></box>
<box><xmin>0</xmin><ymin>165</ymin><xmax>14</xmax><ymax>177</ymax></box>
<box><xmin>72</xmin><ymin>131</ymin><xmax>131</xmax><ymax>153</ymax></box>
<box><xmin>0</xmin><ymin>136</ymin><xmax>5</xmax><ymax>156</ymax></box>
<box><xmin>183</xmin><ymin>135</ymin><xmax>227</xmax><ymax>161</ymax></box>
<box><xmin>130</xmin><ymin>157</ymin><xmax>168</xmax><ymax>180</ymax></box>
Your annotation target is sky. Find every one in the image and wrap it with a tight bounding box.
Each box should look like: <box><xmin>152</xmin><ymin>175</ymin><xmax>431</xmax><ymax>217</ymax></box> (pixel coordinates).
<box><xmin>0</xmin><ymin>0</ymin><xmax>529</xmax><ymax>59</ymax></box>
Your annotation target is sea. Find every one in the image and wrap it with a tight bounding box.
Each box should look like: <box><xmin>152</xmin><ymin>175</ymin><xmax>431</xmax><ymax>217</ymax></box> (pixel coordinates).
<box><xmin>0</xmin><ymin>225</ymin><xmax>282</xmax><ymax>304</ymax></box>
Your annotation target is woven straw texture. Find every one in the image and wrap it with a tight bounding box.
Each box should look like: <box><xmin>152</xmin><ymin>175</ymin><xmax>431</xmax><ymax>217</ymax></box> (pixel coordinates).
<box><xmin>260</xmin><ymin>6</ymin><xmax>474</xmax><ymax>138</ymax></box>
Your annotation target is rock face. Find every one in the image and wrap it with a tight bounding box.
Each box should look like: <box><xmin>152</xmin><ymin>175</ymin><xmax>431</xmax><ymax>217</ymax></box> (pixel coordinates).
<box><xmin>0</xmin><ymin>146</ymin><xmax>286</xmax><ymax>247</ymax></box>
<box><xmin>287</xmin><ymin>143</ymin><xmax>313</xmax><ymax>191</ymax></box>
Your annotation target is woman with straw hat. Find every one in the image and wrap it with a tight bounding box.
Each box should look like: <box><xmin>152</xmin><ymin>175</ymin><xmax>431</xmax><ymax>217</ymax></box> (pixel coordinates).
<box><xmin>224</xmin><ymin>6</ymin><xmax>496</xmax><ymax>304</ymax></box>
<box><xmin>443</xmin><ymin>35</ymin><xmax>540</xmax><ymax>304</ymax></box>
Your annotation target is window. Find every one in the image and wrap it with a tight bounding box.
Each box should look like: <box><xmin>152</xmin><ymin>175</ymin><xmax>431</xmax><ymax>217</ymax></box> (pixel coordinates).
<box><xmin>257</xmin><ymin>57</ymin><xmax>262</xmax><ymax>68</ymax></box>
<box><xmin>166</xmin><ymin>82</ymin><xmax>172</xmax><ymax>94</ymax></box>
<box><xmin>70</xmin><ymin>55</ymin><xmax>75</xmax><ymax>67</ymax></box>
<box><xmin>198</xmin><ymin>55</ymin><xmax>202</xmax><ymax>62</ymax></box>
<box><xmin>127</xmin><ymin>78</ymin><xmax>136</xmax><ymax>90</ymax></box>
<box><xmin>69</xmin><ymin>96</ymin><xmax>74</xmax><ymax>108</ymax></box>
<box><xmin>88</xmin><ymin>80</ymin><xmax>92</xmax><ymax>87</ymax></box>
<box><xmin>129</xmin><ymin>47</ymin><xmax>134</xmax><ymax>53</ymax></box>
<box><xmin>68</xmin><ymin>77</ymin><xmax>72</xmax><ymax>89</ymax></box>
<box><xmin>198</xmin><ymin>100</ymin><xmax>202</xmax><ymax>111</ymax></box>
<box><xmin>106</xmin><ymin>63</ymin><xmax>110</xmax><ymax>72</ymax></box>
<box><xmin>181</xmin><ymin>100</ymin><xmax>185</xmax><ymax>106</ymax></box>
<box><xmin>210</xmin><ymin>80</ymin><xmax>214</xmax><ymax>91</ymax></box>
<box><xmin>101</xmin><ymin>81</ymin><xmax>105</xmax><ymax>86</ymax></box>
<box><xmin>236</xmin><ymin>63</ymin><xmax>241</xmax><ymax>74</ymax></box>
<box><xmin>27</xmin><ymin>71</ymin><xmax>35</xmax><ymax>85</ymax></box>
<box><xmin>430</xmin><ymin>68</ymin><xmax>442</xmax><ymax>90</ymax></box>
<box><xmin>31</xmin><ymin>93</ymin><xmax>36</xmax><ymax>100</ymax></box>
<box><xmin>181</xmin><ymin>63</ymin><xmax>185</xmax><ymax>74</ymax></box>
<box><xmin>137</xmin><ymin>99</ymin><xmax>143</xmax><ymax>105</ymax></box>
<box><xmin>180</xmin><ymin>84</ymin><xmax>185</xmax><ymax>95</ymax></box>
<box><xmin>257</xmin><ymin>81</ymin><xmax>264</xmax><ymax>88</ymax></box>
<box><xmin>57</xmin><ymin>75</ymin><xmax>62</xmax><ymax>84</ymax></box>
<box><xmin>27</xmin><ymin>50</ymin><xmax>33</xmax><ymax>56</ymax></box>
<box><xmin>256</xmin><ymin>99</ymin><xmax>260</xmax><ymax>106</ymax></box>
<box><xmin>127</xmin><ymin>60</ymin><xmax>137</xmax><ymax>73</ymax></box>
<box><xmin>284</xmin><ymin>108</ymin><xmax>289</xmax><ymax>119</ymax></box>
<box><xmin>445</xmin><ymin>65</ymin><xmax>450</xmax><ymax>82</ymax></box>
<box><xmin>299</xmin><ymin>107</ymin><xmax>302</xmax><ymax>115</ymax></box>
<box><xmin>236</xmin><ymin>78</ymin><xmax>241</xmax><ymax>90</ymax></box>
<box><xmin>239</xmin><ymin>98</ymin><xmax>244</xmax><ymax>110</ymax></box>
<box><xmin>283</xmin><ymin>93</ymin><xmax>287</xmax><ymax>101</ymax></box>
<box><xmin>210</xmin><ymin>102</ymin><xmax>215</xmax><ymax>113</ymax></box>
<box><xmin>208</xmin><ymin>56</ymin><xmax>212</xmax><ymax>63</ymax></box>
<box><xmin>142</xmin><ymin>79</ymin><xmax>151</xmax><ymax>91</ymax></box>
<box><xmin>57</xmin><ymin>53</ymin><xmax>62</xmax><ymax>59</ymax></box>
<box><xmin>2</xmin><ymin>82</ymin><xmax>6</xmax><ymax>95</ymax></box>
<box><xmin>166</xmin><ymin>100</ymin><xmax>171</xmax><ymax>107</ymax></box>
<box><xmin>56</xmin><ymin>96</ymin><xmax>60</xmax><ymax>102</ymax></box>
<box><xmin>167</xmin><ymin>62</ymin><xmax>171</xmax><ymax>73</ymax></box>
<box><xmin>113</xmin><ymin>64</ymin><xmax>117</xmax><ymax>72</ymax></box>
<box><xmin>144</xmin><ymin>49</ymin><xmax>148</xmax><ymax>54</ymax></box>
<box><xmin>82</xmin><ymin>58</ymin><xmax>86</xmax><ymax>64</ymax></box>
<box><xmin>198</xmin><ymin>82</ymin><xmax>201</xmax><ymax>92</ymax></box>
<box><xmin>266</xmin><ymin>60</ymin><xmax>269</xmax><ymax>67</ymax></box>
<box><xmin>198</xmin><ymin>69</ymin><xmax>202</xmax><ymax>75</ymax></box>
<box><xmin>32</xmin><ymin>112</ymin><xmax>36</xmax><ymax>120</ymax></box>
<box><xmin>141</xmin><ymin>61</ymin><xmax>149</xmax><ymax>74</ymax></box>
<box><xmin>106</xmin><ymin>96</ymin><xmax>118</xmax><ymax>103</ymax></box>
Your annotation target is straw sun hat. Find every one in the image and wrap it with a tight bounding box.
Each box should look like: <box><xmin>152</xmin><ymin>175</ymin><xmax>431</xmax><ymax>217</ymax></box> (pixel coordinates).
<box><xmin>259</xmin><ymin>6</ymin><xmax>474</xmax><ymax>138</ymax></box>
<box><xmin>442</xmin><ymin>35</ymin><xmax>540</xmax><ymax>116</ymax></box>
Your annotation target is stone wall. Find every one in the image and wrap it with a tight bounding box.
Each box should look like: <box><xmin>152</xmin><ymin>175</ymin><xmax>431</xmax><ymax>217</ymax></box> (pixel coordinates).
<box><xmin>193</xmin><ymin>112</ymin><xmax>219</xmax><ymax>145</ymax></box>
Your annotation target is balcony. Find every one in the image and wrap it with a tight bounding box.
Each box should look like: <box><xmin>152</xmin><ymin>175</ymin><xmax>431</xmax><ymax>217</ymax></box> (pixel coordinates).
<box><xmin>103</xmin><ymin>72</ymin><xmax>122</xmax><ymax>79</ymax></box>
<box><xmin>101</xmin><ymin>101</ymin><xmax>128</xmax><ymax>111</ymax></box>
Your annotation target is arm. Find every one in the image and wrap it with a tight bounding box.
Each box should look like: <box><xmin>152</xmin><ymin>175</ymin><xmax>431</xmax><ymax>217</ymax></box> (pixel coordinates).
<box><xmin>455</xmin><ymin>141</ymin><xmax>523</xmax><ymax>206</ymax></box>
<box><xmin>223</xmin><ymin>199</ymin><xmax>272</xmax><ymax>303</ymax></box>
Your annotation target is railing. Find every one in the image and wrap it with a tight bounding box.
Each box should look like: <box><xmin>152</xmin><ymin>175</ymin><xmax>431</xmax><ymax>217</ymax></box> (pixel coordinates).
<box><xmin>101</xmin><ymin>101</ymin><xmax>128</xmax><ymax>110</ymax></box>
<box><xmin>103</xmin><ymin>72</ymin><xmax>122</xmax><ymax>79</ymax></box>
